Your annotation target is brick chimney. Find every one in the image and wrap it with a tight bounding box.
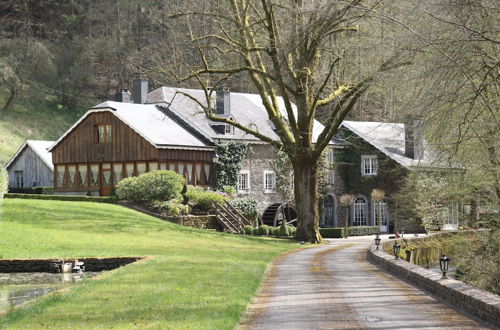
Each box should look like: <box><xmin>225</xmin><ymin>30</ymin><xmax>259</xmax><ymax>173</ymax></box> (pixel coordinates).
<box><xmin>133</xmin><ymin>77</ymin><xmax>149</xmax><ymax>104</ymax></box>
<box><xmin>215</xmin><ymin>89</ymin><xmax>230</xmax><ymax>115</ymax></box>
<box><xmin>405</xmin><ymin>119</ymin><xmax>424</xmax><ymax>160</ymax></box>
<box><xmin>114</xmin><ymin>89</ymin><xmax>131</xmax><ymax>103</ymax></box>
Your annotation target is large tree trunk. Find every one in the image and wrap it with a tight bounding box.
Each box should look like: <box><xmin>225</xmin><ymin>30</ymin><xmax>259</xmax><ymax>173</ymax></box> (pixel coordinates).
<box><xmin>294</xmin><ymin>155</ymin><xmax>322</xmax><ymax>243</ymax></box>
<box><xmin>2</xmin><ymin>86</ymin><xmax>17</xmax><ymax>112</ymax></box>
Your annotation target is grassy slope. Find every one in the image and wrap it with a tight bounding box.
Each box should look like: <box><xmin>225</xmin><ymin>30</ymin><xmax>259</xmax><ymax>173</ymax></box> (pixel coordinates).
<box><xmin>0</xmin><ymin>88</ymin><xmax>87</xmax><ymax>164</ymax></box>
<box><xmin>0</xmin><ymin>199</ymin><xmax>297</xmax><ymax>329</ymax></box>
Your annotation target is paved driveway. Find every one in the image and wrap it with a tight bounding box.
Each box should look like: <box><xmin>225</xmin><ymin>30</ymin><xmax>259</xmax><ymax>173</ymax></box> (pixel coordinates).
<box><xmin>240</xmin><ymin>236</ymin><xmax>489</xmax><ymax>329</ymax></box>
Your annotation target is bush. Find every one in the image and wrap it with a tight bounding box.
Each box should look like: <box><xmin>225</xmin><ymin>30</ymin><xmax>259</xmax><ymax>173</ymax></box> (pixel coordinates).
<box><xmin>159</xmin><ymin>199</ymin><xmax>190</xmax><ymax>216</ymax></box>
<box><xmin>319</xmin><ymin>226</ymin><xmax>379</xmax><ymax>238</ymax></box>
<box><xmin>347</xmin><ymin>226</ymin><xmax>379</xmax><ymax>236</ymax></box>
<box><xmin>230</xmin><ymin>198</ymin><xmax>259</xmax><ymax>223</ymax></box>
<box><xmin>222</xmin><ymin>185</ymin><xmax>237</xmax><ymax>197</ymax></box>
<box><xmin>116</xmin><ymin>170</ymin><xmax>185</xmax><ymax>202</ymax></box>
<box><xmin>0</xmin><ymin>167</ymin><xmax>7</xmax><ymax>200</ymax></box>
<box><xmin>288</xmin><ymin>226</ymin><xmax>296</xmax><ymax>237</ymax></box>
<box><xmin>4</xmin><ymin>193</ymin><xmax>117</xmax><ymax>203</ymax></box>
<box><xmin>186</xmin><ymin>187</ymin><xmax>227</xmax><ymax>212</ymax></box>
<box><xmin>243</xmin><ymin>225</ymin><xmax>253</xmax><ymax>235</ymax></box>
<box><xmin>252</xmin><ymin>227</ymin><xmax>260</xmax><ymax>235</ymax></box>
<box><xmin>319</xmin><ymin>228</ymin><xmax>344</xmax><ymax>238</ymax></box>
<box><xmin>8</xmin><ymin>186</ymin><xmax>54</xmax><ymax>194</ymax></box>
<box><xmin>258</xmin><ymin>225</ymin><xmax>270</xmax><ymax>236</ymax></box>
<box><xmin>278</xmin><ymin>221</ymin><xmax>290</xmax><ymax>237</ymax></box>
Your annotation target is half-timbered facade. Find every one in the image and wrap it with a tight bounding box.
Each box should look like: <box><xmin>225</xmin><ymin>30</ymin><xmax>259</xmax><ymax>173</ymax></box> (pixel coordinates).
<box><xmin>49</xmin><ymin>101</ymin><xmax>215</xmax><ymax>196</ymax></box>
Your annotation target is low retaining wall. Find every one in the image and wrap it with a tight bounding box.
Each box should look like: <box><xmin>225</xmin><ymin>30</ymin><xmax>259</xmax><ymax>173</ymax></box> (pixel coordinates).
<box><xmin>0</xmin><ymin>256</ymin><xmax>144</xmax><ymax>273</ymax></box>
<box><xmin>118</xmin><ymin>201</ymin><xmax>221</xmax><ymax>230</ymax></box>
<box><xmin>367</xmin><ymin>245</ymin><xmax>500</xmax><ymax>328</ymax></box>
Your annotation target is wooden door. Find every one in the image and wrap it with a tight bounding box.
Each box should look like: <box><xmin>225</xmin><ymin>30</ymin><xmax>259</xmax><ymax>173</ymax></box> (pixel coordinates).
<box><xmin>101</xmin><ymin>163</ymin><xmax>112</xmax><ymax>196</ymax></box>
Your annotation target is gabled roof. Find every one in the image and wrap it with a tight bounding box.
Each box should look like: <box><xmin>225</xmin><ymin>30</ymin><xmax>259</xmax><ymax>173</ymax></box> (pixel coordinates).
<box><xmin>6</xmin><ymin>140</ymin><xmax>54</xmax><ymax>171</ymax></box>
<box><xmin>340</xmin><ymin>121</ymin><xmax>459</xmax><ymax>169</ymax></box>
<box><xmin>148</xmin><ymin>87</ymin><xmax>330</xmax><ymax>144</ymax></box>
<box><xmin>49</xmin><ymin>102</ymin><xmax>213</xmax><ymax>152</ymax></box>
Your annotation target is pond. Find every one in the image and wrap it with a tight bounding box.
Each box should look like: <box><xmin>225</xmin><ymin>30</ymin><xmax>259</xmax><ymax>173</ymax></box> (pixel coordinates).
<box><xmin>0</xmin><ymin>272</ymin><xmax>99</xmax><ymax>314</ymax></box>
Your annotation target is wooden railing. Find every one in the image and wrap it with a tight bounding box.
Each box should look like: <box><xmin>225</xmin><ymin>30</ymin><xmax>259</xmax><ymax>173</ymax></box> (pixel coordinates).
<box><xmin>213</xmin><ymin>200</ymin><xmax>252</xmax><ymax>233</ymax></box>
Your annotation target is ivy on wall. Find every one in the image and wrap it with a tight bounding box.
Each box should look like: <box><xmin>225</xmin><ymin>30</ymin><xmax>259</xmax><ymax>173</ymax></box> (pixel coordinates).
<box><xmin>213</xmin><ymin>141</ymin><xmax>248</xmax><ymax>191</ymax></box>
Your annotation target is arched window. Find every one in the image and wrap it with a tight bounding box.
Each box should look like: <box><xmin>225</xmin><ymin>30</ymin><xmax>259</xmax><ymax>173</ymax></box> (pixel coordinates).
<box><xmin>353</xmin><ymin>197</ymin><xmax>368</xmax><ymax>226</ymax></box>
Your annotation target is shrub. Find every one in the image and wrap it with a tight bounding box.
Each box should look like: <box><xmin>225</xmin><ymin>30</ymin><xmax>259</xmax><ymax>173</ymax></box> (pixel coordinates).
<box><xmin>347</xmin><ymin>226</ymin><xmax>379</xmax><ymax>236</ymax></box>
<box><xmin>159</xmin><ymin>199</ymin><xmax>190</xmax><ymax>216</ymax></box>
<box><xmin>186</xmin><ymin>187</ymin><xmax>227</xmax><ymax>212</ymax></box>
<box><xmin>4</xmin><ymin>193</ymin><xmax>117</xmax><ymax>203</ymax></box>
<box><xmin>258</xmin><ymin>225</ymin><xmax>270</xmax><ymax>236</ymax></box>
<box><xmin>288</xmin><ymin>226</ymin><xmax>296</xmax><ymax>237</ymax></box>
<box><xmin>116</xmin><ymin>170</ymin><xmax>185</xmax><ymax>202</ymax></box>
<box><xmin>243</xmin><ymin>225</ymin><xmax>253</xmax><ymax>235</ymax></box>
<box><xmin>0</xmin><ymin>167</ymin><xmax>7</xmax><ymax>200</ymax></box>
<box><xmin>278</xmin><ymin>221</ymin><xmax>290</xmax><ymax>237</ymax></box>
<box><xmin>8</xmin><ymin>186</ymin><xmax>53</xmax><ymax>194</ymax></box>
<box><xmin>230</xmin><ymin>198</ymin><xmax>259</xmax><ymax>223</ymax></box>
<box><xmin>319</xmin><ymin>226</ymin><xmax>379</xmax><ymax>238</ymax></box>
<box><xmin>319</xmin><ymin>228</ymin><xmax>344</xmax><ymax>238</ymax></box>
<box><xmin>115</xmin><ymin>176</ymin><xmax>142</xmax><ymax>200</ymax></box>
<box><xmin>252</xmin><ymin>227</ymin><xmax>260</xmax><ymax>235</ymax></box>
<box><xmin>223</xmin><ymin>185</ymin><xmax>237</xmax><ymax>197</ymax></box>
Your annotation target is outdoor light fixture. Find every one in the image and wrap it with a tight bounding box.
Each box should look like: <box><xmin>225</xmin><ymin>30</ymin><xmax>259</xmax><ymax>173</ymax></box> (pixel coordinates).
<box><xmin>439</xmin><ymin>255</ymin><xmax>450</xmax><ymax>279</ymax></box>
<box><xmin>374</xmin><ymin>236</ymin><xmax>381</xmax><ymax>250</ymax></box>
<box><xmin>212</xmin><ymin>153</ymin><xmax>220</xmax><ymax>164</ymax></box>
<box><xmin>393</xmin><ymin>242</ymin><xmax>401</xmax><ymax>259</ymax></box>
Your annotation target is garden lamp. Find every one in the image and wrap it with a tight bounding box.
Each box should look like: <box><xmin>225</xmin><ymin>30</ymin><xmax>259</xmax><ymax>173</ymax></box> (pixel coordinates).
<box><xmin>439</xmin><ymin>255</ymin><xmax>450</xmax><ymax>279</ymax></box>
<box><xmin>374</xmin><ymin>236</ymin><xmax>381</xmax><ymax>250</ymax></box>
<box><xmin>212</xmin><ymin>153</ymin><xmax>220</xmax><ymax>164</ymax></box>
<box><xmin>393</xmin><ymin>242</ymin><xmax>401</xmax><ymax>259</ymax></box>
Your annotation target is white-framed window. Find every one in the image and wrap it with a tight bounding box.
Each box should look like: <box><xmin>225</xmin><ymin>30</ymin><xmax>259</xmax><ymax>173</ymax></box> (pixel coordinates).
<box><xmin>353</xmin><ymin>196</ymin><xmax>368</xmax><ymax>226</ymax></box>
<box><xmin>326</xmin><ymin>170</ymin><xmax>335</xmax><ymax>186</ymax></box>
<box><xmin>361</xmin><ymin>155</ymin><xmax>378</xmax><ymax>176</ymax></box>
<box><xmin>264</xmin><ymin>170</ymin><xmax>276</xmax><ymax>193</ymax></box>
<box><xmin>237</xmin><ymin>170</ymin><xmax>250</xmax><ymax>194</ymax></box>
<box><xmin>373</xmin><ymin>199</ymin><xmax>389</xmax><ymax>227</ymax></box>
<box><xmin>328</xmin><ymin>149</ymin><xmax>335</xmax><ymax>166</ymax></box>
<box><xmin>225</xmin><ymin>124</ymin><xmax>234</xmax><ymax>134</ymax></box>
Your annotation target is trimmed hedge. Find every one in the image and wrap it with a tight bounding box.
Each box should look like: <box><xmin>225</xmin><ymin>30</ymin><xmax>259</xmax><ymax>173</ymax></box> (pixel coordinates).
<box><xmin>319</xmin><ymin>228</ymin><xmax>345</xmax><ymax>238</ymax></box>
<box><xmin>5</xmin><ymin>193</ymin><xmax>118</xmax><ymax>203</ymax></box>
<box><xmin>8</xmin><ymin>186</ymin><xmax>54</xmax><ymax>195</ymax></box>
<box><xmin>320</xmin><ymin>226</ymin><xmax>380</xmax><ymax>238</ymax></box>
<box><xmin>116</xmin><ymin>170</ymin><xmax>185</xmax><ymax>202</ymax></box>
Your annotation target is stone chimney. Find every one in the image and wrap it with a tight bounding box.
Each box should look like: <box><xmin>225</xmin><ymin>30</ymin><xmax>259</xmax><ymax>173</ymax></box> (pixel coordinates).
<box><xmin>215</xmin><ymin>89</ymin><xmax>230</xmax><ymax>115</ymax></box>
<box><xmin>405</xmin><ymin>119</ymin><xmax>424</xmax><ymax>160</ymax></box>
<box><xmin>133</xmin><ymin>77</ymin><xmax>149</xmax><ymax>104</ymax></box>
<box><xmin>114</xmin><ymin>89</ymin><xmax>131</xmax><ymax>103</ymax></box>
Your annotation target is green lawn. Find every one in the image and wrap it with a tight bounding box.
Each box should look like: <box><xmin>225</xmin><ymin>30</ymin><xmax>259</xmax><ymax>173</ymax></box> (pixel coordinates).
<box><xmin>0</xmin><ymin>199</ymin><xmax>297</xmax><ymax>329</ymax></box>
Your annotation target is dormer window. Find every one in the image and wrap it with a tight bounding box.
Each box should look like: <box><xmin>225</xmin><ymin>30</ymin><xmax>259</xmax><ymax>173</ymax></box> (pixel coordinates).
<box><xmin>361</xmin><ymin>155</ymin><xmax>378</xmax><ymax>176</ymax></box>
<box><xmin>225</xmin><ymin>124</ymin><xmax>234</xmax><ymax>135</ymax></box>
<box><xmin>96</xmin><ymin>124</ymin><xmax>112</xmax><ymax>144</ymax></box>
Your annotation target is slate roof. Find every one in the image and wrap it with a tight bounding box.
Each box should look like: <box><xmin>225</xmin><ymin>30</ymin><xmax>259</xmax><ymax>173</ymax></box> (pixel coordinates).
<box><xmin>6</xmin><ymin>140</ymin><xmax>54</xmax><ymax>171</ymax></box>
<box><xmin>340</xmin><ymin>121</ymin><xmax>458</xmax><ymax>169</ymax></box>
<box><xmin>148</xmin><ymin>87</ymin><xmax>329</xmax><ymax>144</ymax></box>
<box><xmin>49</xmin><ymin>102</ymin><xmax>212</xmax><ymax>151</ymax></box>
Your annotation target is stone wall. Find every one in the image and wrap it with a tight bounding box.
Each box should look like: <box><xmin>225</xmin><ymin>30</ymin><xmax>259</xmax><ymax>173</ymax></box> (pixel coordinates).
<box><xmin>0</xmin><ymin>257</ymin><xmax>143</xmax><ymax>273</ymax></box>
<box><xmin>164</xmin><ymin>215</ymin><xmax>221</xmax><ymax>231</ymax></box>
<box><xmin>240</xmin><ymin>144</ymin><xmax>287</xmax><ymax>212</ymax></box>
<box><xmin>367</xmin><ymin>241</ymin><xmax>500</xmax><ymax>327</ymax></box>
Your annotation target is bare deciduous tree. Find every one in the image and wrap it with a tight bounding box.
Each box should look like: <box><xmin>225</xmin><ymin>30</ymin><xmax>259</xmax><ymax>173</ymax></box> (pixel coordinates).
<box><xmin>161</xmin><ymin>0</ymin><xmax>408</xmax><ymax>241</ymax></box>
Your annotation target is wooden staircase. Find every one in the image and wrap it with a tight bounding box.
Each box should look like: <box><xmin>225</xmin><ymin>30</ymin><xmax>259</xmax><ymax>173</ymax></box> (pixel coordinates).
<box><xmin>213</xmin><ymin>200</ymin><xmax>252</xmax><ymax>233</ymax></box>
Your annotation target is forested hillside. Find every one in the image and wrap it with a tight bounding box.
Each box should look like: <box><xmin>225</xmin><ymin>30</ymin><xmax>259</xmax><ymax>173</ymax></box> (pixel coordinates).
<box><xmin>0</xmin><ymin>0</ymin><xmax>498</xmax><ymax>207</ymax></box>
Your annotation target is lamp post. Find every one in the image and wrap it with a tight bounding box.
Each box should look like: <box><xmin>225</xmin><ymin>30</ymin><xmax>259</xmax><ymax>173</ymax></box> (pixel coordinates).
<box><xmin>212</xmin><ymin>153</ymin><xmax>220</xmax><ymax>164</ymax></box>
<box><xmin>393</xmin><ymin>242</ymin><xmax>401</xmax><ymax>259</ymax></box>
<box><xmin>374</xmin><ymin>235</ymin><xmax>381</xmax><ymax>250</ymax></box>
<box><xmin>439</xmin><ymin>255</ymin><xmax>450</xmax><ymax>279</ymax></box>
